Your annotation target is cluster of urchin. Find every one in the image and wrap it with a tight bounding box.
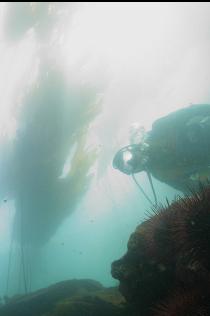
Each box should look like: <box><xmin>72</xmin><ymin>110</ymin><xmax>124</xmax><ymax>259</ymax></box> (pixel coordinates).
<box><xmin>112</xmin><ymin>185</ymin><xmax>210</xmax><ymax>316</ymax></box>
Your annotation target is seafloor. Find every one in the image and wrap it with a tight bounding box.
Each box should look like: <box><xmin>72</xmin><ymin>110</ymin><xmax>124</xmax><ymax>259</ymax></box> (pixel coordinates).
<box><xmin>1</xmin><ymin>186</ymin><xmax>210</xmax><ymax>316</ymax></box>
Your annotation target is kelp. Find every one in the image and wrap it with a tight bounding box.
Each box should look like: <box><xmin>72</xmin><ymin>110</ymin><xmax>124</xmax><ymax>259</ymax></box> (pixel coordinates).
<box><xmin>5</xmin><ymin>64</ymin><xmax>101</xmax><ymax>245</ymax></box>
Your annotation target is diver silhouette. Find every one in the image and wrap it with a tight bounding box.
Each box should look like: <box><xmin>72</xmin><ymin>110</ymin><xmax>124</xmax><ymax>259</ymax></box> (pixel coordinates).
<box><xmin>113</xmin><ymin>104</ymin><xmax>210</xmax><ymax>198</ymax></box>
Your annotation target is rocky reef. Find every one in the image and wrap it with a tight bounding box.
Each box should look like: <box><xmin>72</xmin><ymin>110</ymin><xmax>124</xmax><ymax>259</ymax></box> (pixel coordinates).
<box><xmin>2</xmin><ymin>185</ymin><xmax>210</xmax><ymax>315</ymax></box>
<box><xmin>0</xmin><ymin>279</ymin><xmax>125</xmax><ymax>316</ymax></box>
<box><xmin>112</xmin><ymin>185</ymin><xmax>210</xmax><ymax>315</ymax></box>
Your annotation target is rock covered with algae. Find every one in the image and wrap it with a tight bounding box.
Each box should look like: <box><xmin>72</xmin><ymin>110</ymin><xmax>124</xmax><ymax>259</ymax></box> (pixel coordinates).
<box><xmin>0</xmin><ymin>279</ymin><xmax>125</xmax><ymax>316</ymax></box>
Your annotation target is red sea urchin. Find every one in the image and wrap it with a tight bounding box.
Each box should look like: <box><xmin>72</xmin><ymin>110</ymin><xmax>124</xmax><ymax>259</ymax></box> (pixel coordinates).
<box><xmin>141</xmin><ymin>200</ymin><xmax>182</xmax><ymax>265</ymax></box>
<box><xmin>111</xmin><ymin>184</ymin><xmax>210</xmax><ymax>316</ymax></box>
<box><xmin>171</xmin><ymin>185</ymin><xmax>210</xmax><ymax>270</ymax></box>
<box><xmin>143</xmin><ymin>184</ymin><xmax>210</xmax><ymax>271</ymax></box>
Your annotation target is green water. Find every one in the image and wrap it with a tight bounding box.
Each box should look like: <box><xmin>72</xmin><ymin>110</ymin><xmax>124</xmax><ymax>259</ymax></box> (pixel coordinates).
<box><xmin>0</xmin><ymin>2</ymin><xmax>209</xmax><ymax>300</ymax></box>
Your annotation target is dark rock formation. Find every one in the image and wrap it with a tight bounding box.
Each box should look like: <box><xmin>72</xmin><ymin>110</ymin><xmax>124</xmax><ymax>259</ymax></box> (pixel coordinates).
<box><xmin>153</xmin><ymin>285</ymin><xmax>210</xmax><ymax>316</ymax></box>
<box><xmin>0</xmin><ymin>279</ymin><xmax>125</xmax><ymax>316</ymax></box>
<box><xmin>111</xmin><ymin>185</ymin><xmax>210</xmax><ymax>316</ymax></box>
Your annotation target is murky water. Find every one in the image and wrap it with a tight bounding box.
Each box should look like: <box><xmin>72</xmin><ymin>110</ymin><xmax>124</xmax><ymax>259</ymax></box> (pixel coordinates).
<box><xmin>0</xmin><ymin>2</ymin><xmax>210</xmax><ymax>301</ymax></box>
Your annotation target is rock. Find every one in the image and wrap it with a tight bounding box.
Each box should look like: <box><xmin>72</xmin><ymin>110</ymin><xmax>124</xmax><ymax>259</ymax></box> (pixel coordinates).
<box><xmin>0</xmin><ymin>279</ymin><xmax>125</xmax><ymax>316</ymax></box>
<box><xmin>111</xmin><ymin>186</ymin><xmax>210</xmax><ymax>315</ymax></box>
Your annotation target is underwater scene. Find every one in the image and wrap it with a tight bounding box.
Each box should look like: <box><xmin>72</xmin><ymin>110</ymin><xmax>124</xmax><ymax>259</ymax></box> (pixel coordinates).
<box><xmin>0</xmin><ymin>2</ymin><xmax>210</xmax><ymax>315</ymax></box>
